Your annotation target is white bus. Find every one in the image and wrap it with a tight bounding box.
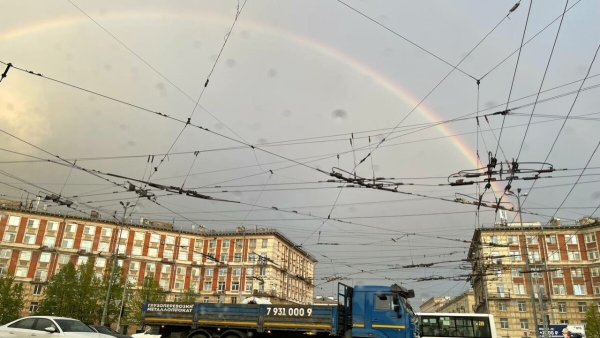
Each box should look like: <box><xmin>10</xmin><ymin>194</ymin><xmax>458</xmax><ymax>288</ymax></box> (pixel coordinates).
<box><xmin>416</xmin><ymin>313</ymin><xmax>497</xmax><ymax>338</ymax></box>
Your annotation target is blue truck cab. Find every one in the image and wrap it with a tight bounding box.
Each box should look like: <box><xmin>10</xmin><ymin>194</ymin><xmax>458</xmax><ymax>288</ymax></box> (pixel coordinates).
<box><xmin>140</xmin><ymin>283</ymin><xmax>417</xmax><ymax>338</ymax></box>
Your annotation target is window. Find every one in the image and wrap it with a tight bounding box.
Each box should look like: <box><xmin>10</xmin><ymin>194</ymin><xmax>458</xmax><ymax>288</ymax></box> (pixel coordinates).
<box><xmin>233</xmin><ymin>268</ymin><xmax>241</xmax><ymax>276</ymax></box>
<box><xmin>161</xmin><ymin>249</ymin><xmax>172</xmax><ymax>259</ymax></box>
<box><xmin>34</xmin><ymin>270</ymin><xmax>47</xmax><ymax>281</ymax></box>
<box><xmin>174</xmin><ymin>280</ymin><xmax>184</xmax><ymax>289</ymax></box>
<box><xmin>232</xmin><ymin>282</ymin><xmax>240</xmax><ymax>291</ymax></box>
<box><xmin>77</xmin><ymin>256</ymin><xmax>88</xmax><ymax>265</ymax></box>
<box><xmin>27</xmin><ymin>219</ymin><xmax>40</xmax><ymax>229</ymax></box>
<box><xmin>585</xmin><ymin>233</ymin><xmax>597</xmax><ymax>243</ymax></box>
<box><xmin>514</xmin><ymin>284</ymin><xmax>526</xmax><ymax>295</ymax></box>
<box><xmin>549</xmin><ymin>251</ymin><xmax>560</xmax><ymax>261</ymax></box>
<box><xmin>190</xmin><ymin>281</ymin><xmax>199</xmax><ymax>292</ymax></box>
<box><xmin>231</xmin><ymin>297</ymin><xmax>237</xmax><ymax>304</ymax></box>
<box><xmin>47</xmin><ymin>221</ymin><xmax>58</xmax><ymax>231</ymax></box>
<box><xmin>42</xmin><ymin>236</ymin><xmax>55</xmax><ymax>247</ymax></box>
<box><xmin>33</xmin><ymin>285</ymin><xmax>43</xmax><ymax>295</ymax></box>
<box><xmin>0</xmin><ymin>266</ymin><xmax>6</xmax><ymax>275</ymax></box>
<box><xmin>39</xmin><ymin>252</ymin><xmax>51</xmax><ymax>263</ymax></box>
<box><xmin>129</xmin><ymin>262</ymin><xmax>138</xmax><ymax>271</ymax></box>
<box><xmin>20</xmin><ymin>251</ymin><xmax>32</xmax><ymax>261</ymax></box>
<box><xmin>571</xmin><ymin>267</ymin><xmax>584</xmax><ymax>277</ymax></box>
<box><xmin>520</xmin><ymin>319</ymin><xmax>529</xmax><ymax>330</ymax></box>
<box><xmin>518</xmin><ymin>301</ymin><xmax>527</xmax><ymax>312</ymax></box>
<box><xmin>206</xmin><ymin>269</ymin><xmax>214</xmax><ymax>277</ymax></box>
<box><xmin>15</xmin><ymin>267</ymin><xmax>28</xmax><ymax>277</ymax></box>
<box><xmin>553</xmin><ymin>284</ymin><xmax>565</xmax><ymax>295</ymax></box>
<box><xmin>529</xmin><ymin>251</ymin><xmax>541</xmax><ymax>262</ymax></box>
<box><xmin>498</xmin><ymin>301</ymin><xmax>507</xmax><ymax>311</ymax></box>
<box><xmin>246</xmin><ymin>267</ymin><xmax>254</xmax><ymax>276</ymax></box>
<box><xmin>58</xmin><ymin>255</ymin><xmax>70</xmax><ymax>264</ymax></box>
<box><xmin>220</xmin><ymin>253</ymin><xmax>228</xmax><ymax>263</ymax></box>
<box><xmin>500</xmin><ymin>318</ymin><xmax>509</xmax><ymax>329</ymax></box>
<box><xmin>259</xmin><ymin>267</ymin><xmax>266</xmax><ymax>276</ymax></box>
<box><xmin>234</xmin><ymin>253</ymin><xmax>242</xmax><ymax>262</ymax></box>
<box><xmin>218</xmin><ymin>281</ymin><xmax>225</xmax><ymax>291</ymax></box>
<box><xmin>526</xmin><ymin>235</ymin><xmax>538</xmax><ymax>244</ymax></box>
<box><xmin>180</xmin><ymin>237</ymin><xmax>190</xmax><ymax>247</ymax></box>
<box><xmin>510</xmin><ymin>250</ymin><xmax>521</xmax><ymax>261</ymax></box>
<box><xmin>596</xmin><ymin>284</ymin><xmax>600</xmax><ymax>295</ymax></box>
<box><xmin>592</xmin><ymin>267</ymin><xmax>600</xmax><ymax>277</ymax></box>
<box><xmin>219</xmin><ymin>268</ymin><xmax>227</xmax><ymax>276</ymax></box>
<box><xmin>194</xmin><ymin>239</ymin><xmax>202</xmax><ymax>249</ymax></box>
<box><xmin>248</xmin><ymin>253</ymin><xmax>256</xmax><ymax>262</ymax></box>
<box><xmin>490</xmin><ymin>235</ymin><xmax>498</xmax><ymax>244</ymax></box>
<box><xmin>246</xmin><ymin>281</ymin><xmax>253</xmax><ymax>291</ymax></box>
<box><xmin>150</xmin><ymin>234</ymin><xmax>160</xmax><ymax>243</ymax></box>
<box><xmin>566</xmin><ymin>234</ymin><xmax>578</xmax><ymax>244</ymax></box>
<box><xmin>249</xmin><ymin>239</ymin><xmax>257</xmax><ymax>247</ymax></box>
<box><xmin>163</xmin><ymin>236</ymin><xmax>174</xmax><ymax>245</ymax></box>
<box><xmin>132</xmin><ymin>246</ymin><xmax>142</xmax><ymax>256</ymax></box>
<box><xmin>579</xmin><ymin>302</ymin><xmax>588</xmax><ymax>312</ymax></box>
<box><xmin>568</xmin><ymin>250</ymin><xmax>581</xmax><ymax>261</ymax></box>
<box><xmin>178</xmin><ymin>250</ymin><xmax>188</xmax><ymax>261</ymax></box>
<box><xmin>235</xmin><ymin>239</ymin><xmax>243</xmax><ymax>248</ymax></box>
<box><xmin>62</xmin><ymin>238</ymin><xmax>74</xmax><ymax>248</ymax></box>
<box><xmin>7</xmin><ymin>216</ymin><xmax>21</xmax><ymax>226</ymax></box>
<box><xmin>3</xmin><ymin>232</ymin><xmax>16</xmax><ymax>242</ymax></box>
<box><xmin>589</xmin><ymin>250</ymin><xmax>599</xmax><ymax>260</ymax></box>
<box><xmin>574</xmin><ymin>284</ymin><xmax>587</xmax><ymax>295</ymax></box>
<box><xmin>0</xmin><ymin>249</ymin><xmax>11</xmax><ymax>259</ymax></box>
<box><xmin>511</xmin><ymin>268</ymin><xmax>523</xmax><ymax>277</ymax></box>
<box><xmin>160</xmin><ymin>279</ymin><xmax>169</xmax><ymax>289</ymax></box>
<box><xmin>80</xmin><ymin>240</ymin><xmax>92</xmax><ymax>251</ymax></box>
<box><xmin>558</xmin><ymin>302</ymin><xmax>567</xmax><ymax>313</ymax></box>
<box><xmin>262</xmin><ymin>239</ymin><xmax>268</xmax><ymax>248</ymax></box>
<box><xmin>162</xmin><ymin>265</ymin><xmax>171</xmax><ymax>274</ymax></box>
<box><xmin>146</xmin><ymin>263</ymin><xmax>156</xmax><ymax>272</ymax></box>
<box><xmin>203</xmin><ymin>297</ymin><xmax>209</xmax><ymax>303</ymax></box>
<box><xmin>546</xmin><ymin>235</ymin><xmax>557</xmax><ymax>244</ymax></box>
<box><xmin>66</xmin><ymin>224</ymin><xmax>77</xmax><ymax>233</ymax></box>
<box><xmin>22</xmin><ymin>234</ymin><xmax>35</xmax><ymax>245</ymax></box>
<box><xmin>96</xmin><ymin>257</ymin><xmax>106</xmax><ymax>268</ymax></box>
<box><xmin>177</xmin><ymin>267</ymin><xmax>185</xmax><ymax>275</ymax></box>
<box><xmin>148</xmin><ymin>248</ymin><xmax>158</xmax><ymax>257</ymax></box>
<box><xmin>209</xmin><ymin>240</ymin><xmax>216</xmax><ymax>249</ymax></box>
<box><xmin>222</xmin><ymin>240</ymin><xmax>230</xmax><ymax>248</ymax></box>
<box><xmin>496</xmin><ymin>283</ymin><xmax>505</xmax><ymax>294</ymax></box>
<box><xmin>552</xmin><ymin>268</ymin><xmax>564</xmax><ymax>277</ymax></box>
<box><xmin>560</xmin><ymin>320</ymin><xmax>569</xmax><ymax>324</ymax></box>
<box><xmin>83</xmin><ymin>225</ymin><xmax>95</xmax><ymax>235</ymax></box>
<box><xmin>192</xmin><ymin>268</ymin><xmax>200</xmax><ymax>277</ymax></box>
<box><xmin>29</xmin><ymin>302</ymin><xmax>38</xmax><ymax>313</ymax></box>
<box><xmin>134</xmin><ymin>232</ymin><xmax>145</xmax><ymax>241</ymax></box>
<box><xmin>101</xmin><ymin>228</ymin><xmax>112</xmax><ymax>237</ymax></box>
<box><xmin>374</xmin><ymin>294</ymin><xmax>392</xmax><ymax>310</ymax></box>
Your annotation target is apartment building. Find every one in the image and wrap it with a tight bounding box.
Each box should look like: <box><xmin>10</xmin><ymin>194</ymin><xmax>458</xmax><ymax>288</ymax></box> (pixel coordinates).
<box><xmin>437</xmin><ymin>289</ymin><xmax>476</xmax><ymax>314</ymax></box>
<box><xmin>420</xmin><ymin>296</ymin><xmax>451</xmax><ymax>313</ymax></box>
<box><xmin>0</xmin><ymin>205</ymin><xmax>316</xmax><ymax>316</ymax></box>
<box><xmin>468</xmin><ymin>217</ymin><xmax>599</xmax><ymax>338</ymax></box>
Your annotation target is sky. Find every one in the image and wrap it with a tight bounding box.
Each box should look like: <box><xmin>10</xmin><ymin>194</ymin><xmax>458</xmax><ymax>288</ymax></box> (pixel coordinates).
<box><xmin>1</xmin><ymin>0</ymin><xmax>599</xmax><ymax>306</ymax></box>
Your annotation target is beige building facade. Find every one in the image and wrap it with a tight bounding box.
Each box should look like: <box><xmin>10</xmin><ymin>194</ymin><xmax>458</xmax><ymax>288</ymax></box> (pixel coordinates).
<box><xmin>420</xmin><ymin>296</ymin><xmax>451</xmax><ymax>312</ymax></box>
<box><xmin>437</xmin><ymin>289</ymin><xmax>475</xmax><ymax>313</ymax></box>
<box><xmin>468</xmin><ymin>218</ymin><xmax>600</xmax><ymax>338</ymax></box>
<box><xmin>0</xmin><ymin>205</ymin><xmax>316</xmax><ymax>318</ymax></box>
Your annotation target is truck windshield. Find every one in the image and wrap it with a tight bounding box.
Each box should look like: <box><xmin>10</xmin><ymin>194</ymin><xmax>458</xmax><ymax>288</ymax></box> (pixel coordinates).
<box><xmin>401</xmin><ymin>297</ymin><xmax>415</xmax><ymax>315</ymax></box>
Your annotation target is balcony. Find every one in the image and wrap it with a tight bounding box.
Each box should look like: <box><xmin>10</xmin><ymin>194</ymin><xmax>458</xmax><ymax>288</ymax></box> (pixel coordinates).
<box><xmin>77</xmin><ymin>249</ymin><xmax>91</xmax><ymax>256</ymax></box>
<box><xmin>39</xmin><ymin>245</ymin><xmax>56</xmax><ymax>252</ymax></box>
<box><xmin>488</xmin><ymin>292</ymin><xmax>511</xmax><ymax>299</ymax></box>
<box><xmin>253</xmin><ymin>289</ymin><xmax>276</xmax><ymax>297</ymax></box>
<box><xmin>161</xmin><ymin>258</ymin><xmax>175</xmax><ymax>264</ymax></box>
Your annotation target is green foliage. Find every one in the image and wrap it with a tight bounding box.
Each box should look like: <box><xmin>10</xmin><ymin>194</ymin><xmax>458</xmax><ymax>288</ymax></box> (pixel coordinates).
<box><xmin>0</xmin><ymin>276</ymin><xmax>25</xmax><ymax>324</ymax></box>
<box><xmin>37</xmin><ymin>258</ymin><xmax>126</xmax><ymax>324</ymax></box>
<box><xmin>125</xmin><ymin>276</ymin><xmax>164</xmax><ymax>325</ymax></box>
<box><xmin>179</xmin><ymin>288</ymin><xmax>200</xmax><ymax>303</ymax></box>
<box><xmin>586</xmin><ymin>303</ymin><xmax>600</xmax><ymax>338</ymax></box>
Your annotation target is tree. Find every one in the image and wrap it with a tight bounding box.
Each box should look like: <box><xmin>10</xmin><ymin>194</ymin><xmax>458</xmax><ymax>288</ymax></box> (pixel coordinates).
<box><xmin>179</xmin><ymin>288</ymin><xmax>200</xmax><ymax>303</ymax></box>
<box><xmin>98</xmin><ymin>262</ymin><xmax>126</xmax><ymax>325</ymax></box>
<box><xmin>586</xmin><ymin>303</ymin><xmax>600</xmax><ymax>338</ymax></box>
<box><xmin>125</xmin><ymin>276</ymin><xmax>164</xmax><ymax>325</ymax></box>
<box><xmin>37</xmin><ymin>262</ymin><xmax>79</xmax><ymax>317</ymax></box>
<box><xmin>0</xmin><ymin>276</ymin><xmax>25</xmax><ymax>324</ymax></box>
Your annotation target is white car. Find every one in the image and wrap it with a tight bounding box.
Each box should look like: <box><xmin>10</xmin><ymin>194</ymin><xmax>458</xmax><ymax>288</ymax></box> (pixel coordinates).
<box><xmin>131</xmin><ymin>329</ymin><xmax>161</xmax><ymax>338</ymax></box>
<box><xmin>0</xmin><ymin>316</ymin><xmax>114</xmax><ymax>338</ymax></box>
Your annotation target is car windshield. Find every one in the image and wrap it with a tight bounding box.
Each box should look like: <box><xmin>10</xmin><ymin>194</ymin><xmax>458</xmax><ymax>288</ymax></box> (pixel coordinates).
<box><xmin>54</xmin><ymin>319</ymin><xmax>95</xmax><ymax>332</ymax></box>
<box><xmin>95</xmin><ymin>326</ymin><xmax>117</xmax><ymax>334</ymax></box>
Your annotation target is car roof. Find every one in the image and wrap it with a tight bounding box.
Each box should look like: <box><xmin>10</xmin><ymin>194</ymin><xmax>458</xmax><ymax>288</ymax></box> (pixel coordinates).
<box><xmin>18</xmin><ymin>316</ymin><xmax>79</xmax><ymax>320</ymax></box>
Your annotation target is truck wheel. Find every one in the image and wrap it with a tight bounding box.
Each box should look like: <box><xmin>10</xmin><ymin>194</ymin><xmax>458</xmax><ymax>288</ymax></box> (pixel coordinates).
<box><xmin>189</xmin><ymin>334</ymin><xmax>208</xmax><ymax>338</ymax></box>
<box><xmin>344</xmin><ymin>329</ymin><xmax>353</xmax><ymax>338</ymax></box>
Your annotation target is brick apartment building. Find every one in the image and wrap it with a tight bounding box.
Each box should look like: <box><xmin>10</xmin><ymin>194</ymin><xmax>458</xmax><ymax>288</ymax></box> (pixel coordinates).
<box><xmin>469</xmin><ymin>217</ymin><xmax>600</xmax><ymax>338</ymax></box>
<box><xmin>0</xmin><ymin>204</ymin><xmax>316</xmax><ymax>317</ymax></box>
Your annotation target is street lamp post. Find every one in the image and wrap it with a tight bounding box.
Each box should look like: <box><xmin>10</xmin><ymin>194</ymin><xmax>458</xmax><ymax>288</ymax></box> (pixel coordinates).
<box><xmin>508</xmin><ymin>189</ymin><xmax>540</xmax><ymax>338</ymax></box>
<box><xmin>101</xmin><ymin>201</ymin><xmax>132</xmax><ymax>326</ymax></box>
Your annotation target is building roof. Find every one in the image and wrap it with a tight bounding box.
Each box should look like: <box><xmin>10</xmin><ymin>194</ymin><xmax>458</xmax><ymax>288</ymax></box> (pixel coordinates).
<box><xmin>0</xmin><ymin>203</ymin><xmax>317</xmax><ymax>262</ymax></box>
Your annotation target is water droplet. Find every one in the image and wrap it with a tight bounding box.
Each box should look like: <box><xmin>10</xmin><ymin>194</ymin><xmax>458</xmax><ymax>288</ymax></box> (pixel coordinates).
<box><xmin>373</xmin><ymin>164</ymin><xmax>381</xmax><ymax>172</ymax></box>
<box><xmin>384</xmin><ymin>47</ymin><xmax>394</xmax><ymax>56</ymax></box>
<box><xmin>267</xmin><ymin>69</ymin><xmax>278</xmax><ymax>78</ymax></box>
<box><xmin>282</xmin><ymin>109</ymin><xmax>292</xmax><ymax>117</ymax></box>
<box><xmin>6</xmin><ymin>103</ymin><xmax>14</xmax><ymax>111</ymax></box>
<box><xmin>332</xmin><ymin>109</ymin><xmax>348</xmax><ymax>123</ymax></box>
<box><xmin>127</xmin><ymin>140</ymin><xmax>136</xmax><ymax>147</ymax></box>
<box><xmin>209</xmin><ymin>54</ymin><xmax>218</xmax><ymax>62</ymax></box>
<box><xmin>103</xmin><ymin>64</ymin><xmax>112</xmax><ymax>72</ymax></box>
<box><xmin>119</xmin><ymin>124</ymin><xmax>128</xmax><ymax>131</ymax></box>
<box><xmin>484</xmin><ymin>100</ymin><xmax>497</xmax><ymax>109</ymax></box>
<box><xmin>215</xmin><ymin>123</ymin><xmax>224</xmax><ymax>130</ymax></box>
<box><xmin>257</xmin><ymin>138</ymin><xmax>268</xmax><ymax>144</ymax></box>
<box><xmin>349</xmin><ymin>207</ymin><xmax>357</xmax><ymax>213</ymax></box>
<box><xmin>240</xmin><ymin>30</ymin><xmax>250</xmax><ymax>39</ymax></box>
<box><xmin>591</xmin><ymin>191</ymin><xmax>600</xmax><ymax>200</ymax></box>
<box><xmin>226</xmin><ymin>59</ymin><xmax>236</xmax><ymax>67</ymax></box>
<box><xmin>194</xmin><ymin>40</ymin><xmax>202</xmax><ymax>48</ymax></box>
<box><xmin>249</xmin><ymin>122</ymin><xmax>261</xmax><ymax>131</ymax></box>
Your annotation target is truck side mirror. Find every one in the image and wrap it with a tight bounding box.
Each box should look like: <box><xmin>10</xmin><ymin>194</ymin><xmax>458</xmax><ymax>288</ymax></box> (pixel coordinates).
<box><xmin>407</xmin><ymin>290</ymin><xmax>415</xmax><ymax>298</ymax></box>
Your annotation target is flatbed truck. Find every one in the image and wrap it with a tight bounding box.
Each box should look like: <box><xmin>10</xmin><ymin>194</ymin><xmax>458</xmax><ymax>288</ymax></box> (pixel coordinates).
<box><xmin>140</xmin><ymin>283</ymin><xmax>418</xmax><ymax>338</ymax></box>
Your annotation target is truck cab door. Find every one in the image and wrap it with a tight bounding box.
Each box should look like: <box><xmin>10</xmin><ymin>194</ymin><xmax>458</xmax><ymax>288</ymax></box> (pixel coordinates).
<box><xmin>370</xmin><ymin>293</ymin><xmax>407</xmax><ymax>337</ymax></box>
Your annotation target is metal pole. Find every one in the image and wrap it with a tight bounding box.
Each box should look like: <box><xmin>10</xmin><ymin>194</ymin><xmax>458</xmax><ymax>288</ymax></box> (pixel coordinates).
<box><xmin>117</xmin><ymin>282</ymin><xmax>127</xmax><ymax>332</ymax></box>
<box><xmin>101</xmin><ymin>202</ymin><xmax>130</xmax><ymax>326</ymax></box>
<box><xmin>515</xmin><ymin>190</ymin><xmax>541</xmax><ymax>338</ymax></box>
